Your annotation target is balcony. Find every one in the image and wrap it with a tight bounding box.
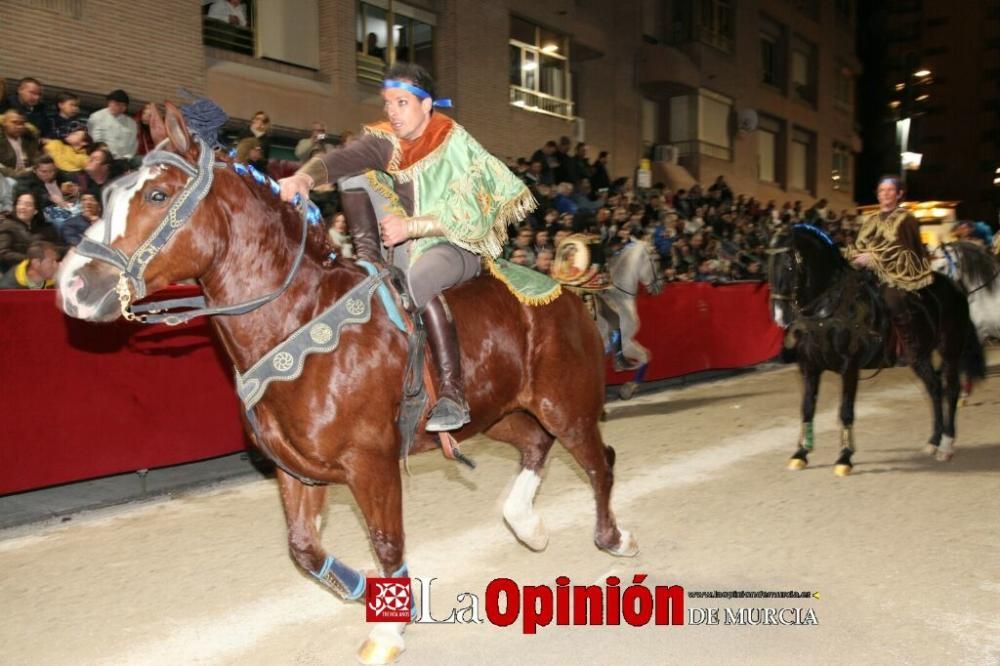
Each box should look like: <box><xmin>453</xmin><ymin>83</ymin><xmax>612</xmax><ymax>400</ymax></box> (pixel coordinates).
<box><xmin>636</xmin><ymin>43</ymin><xmax>700</xmax><ymax>98</ymax></box>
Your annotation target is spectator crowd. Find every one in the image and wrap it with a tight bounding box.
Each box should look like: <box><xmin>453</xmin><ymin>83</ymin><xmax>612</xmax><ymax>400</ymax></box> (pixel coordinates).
<box><xmin>3</xmin><ymin>75</ymin><xmax>996</xmax><ymax>293</ymax></box>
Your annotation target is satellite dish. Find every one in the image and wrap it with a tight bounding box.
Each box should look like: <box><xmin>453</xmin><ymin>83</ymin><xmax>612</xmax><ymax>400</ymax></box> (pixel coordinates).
<box><xmin>737</xmin><ymin>108</ymin><xmax>759</xmax><ymax>132</ymax></box>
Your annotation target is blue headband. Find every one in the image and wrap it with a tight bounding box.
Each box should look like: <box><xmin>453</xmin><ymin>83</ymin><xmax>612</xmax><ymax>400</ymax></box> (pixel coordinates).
<box><xmin>383</xmin><ymin>79</ymin><xmax>453</xmax><ymax>108</ymax></box>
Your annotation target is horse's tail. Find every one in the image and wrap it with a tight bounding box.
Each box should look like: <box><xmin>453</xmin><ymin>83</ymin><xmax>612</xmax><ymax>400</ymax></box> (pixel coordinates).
<box><xmin>960</xmin><ymin>315</ymin><xmax>986</xmax><ymax>383</ymax></box>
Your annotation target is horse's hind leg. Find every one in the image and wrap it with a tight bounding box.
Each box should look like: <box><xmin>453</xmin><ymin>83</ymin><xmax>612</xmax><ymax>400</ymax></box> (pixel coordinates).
<box><xmin>275</xmin><ymin>470</ymin><xmax>368</xmax><ymax>599</ymax></box>
<box><xmin>788</xmin><ymin>365</ymin><xmax>821</xmax><ymax>470</ymax></box>
<box><xmin>544</xmin><ymin>415</ymin><xmax>636</xmax><ymax>557</ymax></box>
<box><xmin>911</xmin><ymin>356</ymin><xmax>945</xmax><ymax>455</ymax></box>
<box><xmin>936</xmin><ymin>359</ymin><xmax>961</xmax><ymax>462</ymax></box>
<box><xmin>833</xmin><ymin>363</ymin><xmax>859</xmax><ymax>477</ymax></box>
<box><xmin>487</xmin><ymin>412</ymin><xmax>556</xmax><ymax>551</ymax></box>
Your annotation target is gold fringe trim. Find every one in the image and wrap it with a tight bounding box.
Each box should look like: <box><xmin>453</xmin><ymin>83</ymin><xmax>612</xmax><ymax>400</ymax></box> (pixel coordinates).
<box><xmin>364</xmin><ymin>171</ymin><xmax>406</xmax><ymax>217</ymax></box>
<box><xmin>363</xmin><ymin>125</ymin><xmax>402</xmax><ymax>173</ymax></box>
<box><xmin>484</xmin><ymin>258</ymin><xmax>562</xmax><ymax>307</ymax></box>
<box><xmin>442</xmin><ymin>187</ymin><xmax>538</xmax><ymax>260</ymax></box>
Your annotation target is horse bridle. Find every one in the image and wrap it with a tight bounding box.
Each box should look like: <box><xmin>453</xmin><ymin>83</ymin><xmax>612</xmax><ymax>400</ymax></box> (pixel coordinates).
<box><xmin>936</xmin><ymin>244</ymin><xmax>1000</xmax><ymax>296</ymax></box>
<box><xmin>75</xmin><ymin>136</ymin><xmax>323</xmax><ymax>325</ymax></box>
<box><xmin>612</xmin><ymin>240</ymin><xmax>663</xmax><ymax>296</ymax></box>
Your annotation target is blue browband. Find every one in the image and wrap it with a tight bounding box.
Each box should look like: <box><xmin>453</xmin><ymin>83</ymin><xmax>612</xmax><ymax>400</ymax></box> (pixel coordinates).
<box><xmin>383</xmin><ymin>79</ymin><xmax>453</xmax><ymax>108</ymax></box>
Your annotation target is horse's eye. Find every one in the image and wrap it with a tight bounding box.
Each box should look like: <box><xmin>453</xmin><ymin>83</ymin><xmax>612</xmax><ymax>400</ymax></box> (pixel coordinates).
<box><xmin>147</xmin><ymin>189</ymin><xmax>168</xmax><ymax>204</ymax></box>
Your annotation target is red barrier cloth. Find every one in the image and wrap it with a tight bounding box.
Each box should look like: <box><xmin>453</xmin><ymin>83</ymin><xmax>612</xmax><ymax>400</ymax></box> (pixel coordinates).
<box><xmin>1</xmin><ymin>282</ymin><xmax>781</xmax><ymax>494</ymax></box>
<box><xmin>605</xmin><ymin>282</ymin><xmax>783</xmax><ymax>385</ymax></box>
<box><xmin>0</xmin><ymin>287</ymin><xmax>247</xmax><ymax>495</ymax></box>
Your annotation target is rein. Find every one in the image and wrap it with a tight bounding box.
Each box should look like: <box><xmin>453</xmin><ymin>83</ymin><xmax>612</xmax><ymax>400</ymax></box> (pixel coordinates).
<box><xmin>75</xmin><ymin>136</ymin><xmax>325</xmax><ymax>325</ymax></box>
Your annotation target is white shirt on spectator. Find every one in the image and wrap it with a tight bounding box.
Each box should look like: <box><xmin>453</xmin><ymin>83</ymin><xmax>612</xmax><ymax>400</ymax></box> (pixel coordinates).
<box><xmin>208</xmin><ymin>0</ymin><xmax>247</xmax><ymax>27</ymax></box>
<box><xmin>87</xmin><ymin>108</ymin><xmax>138</xmax><ymax>160</ymax></box>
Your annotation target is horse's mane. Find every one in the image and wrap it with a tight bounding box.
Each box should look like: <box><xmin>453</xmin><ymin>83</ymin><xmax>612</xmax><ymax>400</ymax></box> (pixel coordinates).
<box><xmin>792</xmin><ymin>223</ymin><xmax>847</xmax><ymax>271</ymax></box>
<box><xmin>218</xmin><ymin>156</ymin><xmax>342</xmax><ymax>268</ymax></box>
<box><xmin>944</xmin><ymin>241</ymin><xmax>1000</xmax><ymax>293</ymax></box>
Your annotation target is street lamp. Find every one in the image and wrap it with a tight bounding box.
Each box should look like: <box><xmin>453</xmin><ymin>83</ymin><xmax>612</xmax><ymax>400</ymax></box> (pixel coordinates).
<box><xmin>889</xmin><ymin>63</ymin><xmax>933</xmax><ymax>190</ymax></box>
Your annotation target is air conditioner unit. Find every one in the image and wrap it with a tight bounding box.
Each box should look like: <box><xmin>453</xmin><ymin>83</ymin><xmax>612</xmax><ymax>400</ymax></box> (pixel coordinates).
<box><xmin>572</xmin><ymin>117</ymin><xmax>585</xmax><ymax>143</ymax></box>
<box><xmin>653</xmin><ymin>144</ymin><xmax>679</xmax><ymax>164</ymax></box>
<box><xmin>737</xmin><ymin>108</ymin><xmax>759</xmax><ymax>132</ymax></box>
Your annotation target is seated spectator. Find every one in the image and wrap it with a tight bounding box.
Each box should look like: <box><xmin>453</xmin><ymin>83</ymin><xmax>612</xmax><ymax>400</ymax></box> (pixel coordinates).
<box><xmin>0</xmin><ymin>239</ymin><xmax>59</xmax><ymax>289</ymax></box>
<box><xmin>295</xmin><ymin>122</ymin><xmax>329</xmax><ymax>161</ymax></box>
<box><xmin>60</xmin><ymin>193</ymin><xmax>101</xmax><ymax>247</ymax></box>
<box><xmin>534</xmin><ymin>248</ymin><xmax>554</xmax><ymax>275</ymax></box>
<box><xmin>1</xmin><ymin>77</ymin><xmax>46</xmax><ymax>137</ymax></box>
<box><xmin>87</xmin><ymin>90</ymin><xmax>138</xmax><ymax>161</ymax></box>
<box><xmin>45</xmin><ymin>92</ymin><xmax>82</xmax><ymax>140</ymax></box>
<box><xmin>237</xmin><ymin>111</ymin><xmax>272</xmax><ymax>162</ymax></box>
<box><xmin>44</xmin><ymin>120</ymin><xmax>90</xmax><ymax>173</ymax></box>
<box><xmin>509</xmin><ymin>247</ymin><xmax>530</xmax><ymax>266</ymax></box>
<box><xmin>506</xmin><ymin>226</ymin><xmax>536</xmax><ymax>266</ymax></box>
<box><xmin>235</xmin><ymin>136</ymin><xmax>267</xmax><ymax>173</ymax></box>
<box><xmin>207</xmin><ymin>0</ymin><xmax>248</xmax><ymax>27</ymax></box>
<box><xmin>0</xmin><ymin>191</ymin><xmax>60</xmax><ymax>272</ymax></box>
<box><xmin>73</xmin><ymin>146</ymin><xmax>114</xmax><ymax>199</ymax></box>
<box><xmin>0</xmin><ymin>110</ymin><xmax>41</xmax><ymax>178</ymax></box>
<box><xmin>327</xmin><ymin>211</ymin><xmax>353</xmax><ymax>259</ymax></box>
<box><xmin>16</xmin><ymin>155</ymin><xmax>67</xmax><ymax>211</ymax></box>
<box><xmin>590</xmin><ymin>151</ymin><xmax>610</xmax><ymax>193</ymax></box>
<box><xmin>135</xmin><ymin>103</ymin><xmax>157</xmax><ymax>156</ymax></box>
<box><xmin>552</xmin><ymin>182</ymin><xmax>578</xmax><ymax>216</ymax></box>
<box><xmin>534</xmin><ymin>229</ymin><xmax>554</xmax><ymax>255</ymax></box>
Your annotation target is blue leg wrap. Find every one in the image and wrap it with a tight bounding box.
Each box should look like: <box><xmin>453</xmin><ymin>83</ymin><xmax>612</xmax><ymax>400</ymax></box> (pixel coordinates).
<box><xmin>634</xmin><ymin>363</ymin><xmax>649</xmax><ymax>383</ymax></box>
<box><xmin>312</xmin><ymin>555</ymin><xmax>367</xmax><ymax>600</ymax></box>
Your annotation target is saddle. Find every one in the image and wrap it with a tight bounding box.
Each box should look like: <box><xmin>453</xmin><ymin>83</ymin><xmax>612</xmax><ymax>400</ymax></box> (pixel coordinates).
<box><xmin>376</xmin><ymin>263</ymin><xmax>476</xmax><ymax>469</ymax></box>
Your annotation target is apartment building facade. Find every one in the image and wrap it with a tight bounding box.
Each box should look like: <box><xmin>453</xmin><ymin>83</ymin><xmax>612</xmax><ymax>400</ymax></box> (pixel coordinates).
<box><xmin>3</xmin><ymin>0</ymin><xmax>862</xmax><ymax>208</ymax></box>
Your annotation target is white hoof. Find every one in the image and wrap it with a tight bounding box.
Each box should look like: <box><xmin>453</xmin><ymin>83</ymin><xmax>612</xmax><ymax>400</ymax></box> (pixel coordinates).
<box><xmin>935</xmin><ymin>450</ymin><xmax>954</xmax><ymax>462</ymax></box>
<box><xmin>606</xmin><ymin>529</ymin><xmax>639</xmax><ymax>557</ymax></box>
<box><xmin>936</xmin><ymin>436</ymin><xmax>955</xmax><ymax>462</ymax></box>
<box><xmin>923</xmin><ymin>444</ymin><xmax>938</xmax><ymax>456</ymax></box>
<box><xmin>357</xmin><ymin>622</ymin><xmax>406</xmax><ymax>665</ymax></box>
<box><xmin>503</xmin><ymin>511</ymin><xmax>549</xmax><ymax>551</ymax></box>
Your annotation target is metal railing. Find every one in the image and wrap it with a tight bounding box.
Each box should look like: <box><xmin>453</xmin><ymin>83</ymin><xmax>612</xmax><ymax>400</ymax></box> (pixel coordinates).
<box><xmin>203</xmin><ymin>17</ymin><xmax>254</xmax><ymax>56</ymax></box>
<box><xmin>672</xmin><ymin>139</ymin><xmax>732</xmax><ymax>161</ymax></box>
<box><xmin>508</xmin><ymin>86</ymin><xmax>574</xmax><ymax>120</ymax></box>
<box><xmin>357</xmin><ymin>53</ymin><xmax>387</xmax><ymax>86</ymax></box>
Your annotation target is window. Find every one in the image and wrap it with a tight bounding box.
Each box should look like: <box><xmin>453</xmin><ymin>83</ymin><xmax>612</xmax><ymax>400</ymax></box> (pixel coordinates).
<box><xmin>509</xmin><ymin>16</ymin><xmax>572</xmax><ymax>119</ymax></box>
<box><xmin>668</xmin><ymin>89</ymin><xmax>733</xmax><ymax>161</ymax></box>
<box><xmin>698</xmin><ymin>0</ymin><xmax>734</xmax><ymax>53</ymax></box>
<box><xmin>832</xmin><ymin>142</ymin><xmax>852</xmax><ymax>191</ymax></box>
<box><xmin>791</xmin><ymin>35</ymin><xmax>817</xmax><ymax>106</ymax></box>
<box><xmin>757</xmin><ymin>115</ymin><xmax>784</xmax><ymax>184</ymax></box>
<box><xmin>203</xmin><ymin>1</ymin><xmax>255</xmax><ymax>56</ymax></box>
<box><xmin>357</xmin><ymin>1</ymin><xmax>436</xmax><ymax>84</ymax></box>
<box><xmin>789</xmin><ymin>127</ymin><xmax>816</xmax><ymax>193</ymax></box>
<box><xmin>834</xmin><ymin>63</ymin><xmax>854</xmax><ymax>111</ymax></box>
<box><xmin>760</xmin><ymin>16</ymin><xmax>786</xmax><ymax>90</ymax></box>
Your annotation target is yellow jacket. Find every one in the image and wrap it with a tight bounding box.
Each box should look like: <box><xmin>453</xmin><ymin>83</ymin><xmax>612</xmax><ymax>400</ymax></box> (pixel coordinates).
<box><xmin>44</xmin><ymin>140</ymin><xmax>88</xmax><ymax>173</ymax></box>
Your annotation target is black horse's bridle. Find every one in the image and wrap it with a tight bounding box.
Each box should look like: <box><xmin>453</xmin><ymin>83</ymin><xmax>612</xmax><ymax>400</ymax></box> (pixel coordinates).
<box><xmin>74</xmin><ymin>136</ymin><xmax>322</xmax><ymax>325</ymax></box>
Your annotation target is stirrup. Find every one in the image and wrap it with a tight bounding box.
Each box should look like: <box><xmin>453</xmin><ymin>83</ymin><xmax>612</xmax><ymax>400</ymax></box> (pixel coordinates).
<box><xmin>426</xmin><ymin>397</ymin><xmax>470</xmax><ymax>432</ymax></box>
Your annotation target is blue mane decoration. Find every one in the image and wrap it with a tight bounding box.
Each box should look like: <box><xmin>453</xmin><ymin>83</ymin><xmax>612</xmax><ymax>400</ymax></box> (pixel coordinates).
<box><xmin>793</xmin><ymin>223</ymin><xmax>836</xmax><ymax>248</ymax></box>
<box><xmin>178</xmin><ymin>88</ymin><xmax>228</xmax><ymax>150</ymax></box>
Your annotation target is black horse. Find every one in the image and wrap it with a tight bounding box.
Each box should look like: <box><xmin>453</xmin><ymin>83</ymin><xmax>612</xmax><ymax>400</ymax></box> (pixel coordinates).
<box><xmin>767</xmin><ymin>224</ymin><xmax>985</xmax><ymax>474</ymax></box>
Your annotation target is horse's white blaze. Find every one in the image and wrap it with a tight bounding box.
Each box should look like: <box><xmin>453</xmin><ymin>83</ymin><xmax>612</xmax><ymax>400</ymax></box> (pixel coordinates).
<box><xmin>56</xmin><ymin>166</ymin><xmax>162</xmax><ymax>314</ymax></box>
<box><xmin>502</xmin><ymin>469</ymin><xmax>546</xmax><ymax>550</ymax></box>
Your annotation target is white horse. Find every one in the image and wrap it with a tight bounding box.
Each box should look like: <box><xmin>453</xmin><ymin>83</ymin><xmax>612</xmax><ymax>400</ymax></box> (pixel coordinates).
<box><xmin>932</xmin><ymin>241</ymin><xmax>1000</xmax><ymax>342</ymax></box>
<box><xmin>596</xmin><ymin>239</ymin><xmax>664</xmax><ymax>399</ymax></box>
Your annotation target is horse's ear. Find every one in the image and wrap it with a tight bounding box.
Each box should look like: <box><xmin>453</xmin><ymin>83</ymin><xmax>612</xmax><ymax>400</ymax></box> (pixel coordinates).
<box><xmin>148</xmin><ymin>103</ymin><xmax>167</xmax><ymax>145</ymax></box>
<box><xmin>163</xmin><ymin>101</ymin><xmax>192</xmax><ymax>158</ymax></box>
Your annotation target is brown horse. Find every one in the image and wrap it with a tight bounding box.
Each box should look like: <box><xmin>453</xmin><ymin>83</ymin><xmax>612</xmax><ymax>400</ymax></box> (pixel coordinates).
<box><xmin>55</xmin><ymin>103</ymin><xmax>636</xmax><ymax>663</ymax></box>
